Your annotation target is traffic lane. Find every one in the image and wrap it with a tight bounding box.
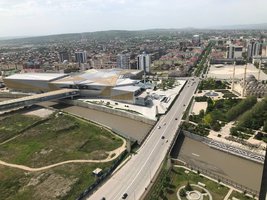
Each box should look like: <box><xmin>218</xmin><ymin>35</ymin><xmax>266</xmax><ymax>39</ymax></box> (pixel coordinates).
<box><xmin>110</xmin><ymin>118</ymin><xmax>172</xmax><ymax>200</ymax></box>
<box><xmin>92</xmin><ymin>119</ymin><xmax>171</xmax><ymax>199</ymax></box>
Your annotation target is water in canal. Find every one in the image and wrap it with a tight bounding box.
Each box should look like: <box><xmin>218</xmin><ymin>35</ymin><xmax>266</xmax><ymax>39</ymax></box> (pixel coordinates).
<box><xmin>171</xmin><ymin>136</ymin><xmax>264</xmax><ymax>192</ymax></box>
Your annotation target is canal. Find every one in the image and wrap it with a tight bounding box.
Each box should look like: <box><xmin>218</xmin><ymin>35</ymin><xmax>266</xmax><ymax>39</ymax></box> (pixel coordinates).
<box><xmin>171</xmin><ymin>136</ymin><xmax>264</xmax><ymax>192</ymax></box>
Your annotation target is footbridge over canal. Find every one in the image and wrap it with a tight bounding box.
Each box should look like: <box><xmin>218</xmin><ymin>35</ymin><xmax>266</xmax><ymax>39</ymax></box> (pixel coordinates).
<box><xmin>0</xmin><ymin>89</ymin><xmax>79</xmax><ymax>111</ymax></box>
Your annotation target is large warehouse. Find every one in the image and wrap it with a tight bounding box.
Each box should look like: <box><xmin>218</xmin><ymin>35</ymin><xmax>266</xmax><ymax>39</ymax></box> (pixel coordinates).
<box><xmin>3</xmin><ymin>69</ymin><xmax>148</xmax><ymax>105</ymax></box>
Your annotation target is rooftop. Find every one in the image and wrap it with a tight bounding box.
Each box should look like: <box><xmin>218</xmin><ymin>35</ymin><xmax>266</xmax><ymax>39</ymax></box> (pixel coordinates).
<box><xmin>4</xmin><ymin>73</ymin><xmax>67</xmax><ymax>81</ymax></box>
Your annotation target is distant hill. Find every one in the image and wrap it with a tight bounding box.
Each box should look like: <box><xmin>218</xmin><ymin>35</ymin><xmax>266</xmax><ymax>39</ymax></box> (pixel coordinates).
<box><xmin>208</xmin><ymin>23</ymin><xmax>267</xmax><ymax>30</ymax></box>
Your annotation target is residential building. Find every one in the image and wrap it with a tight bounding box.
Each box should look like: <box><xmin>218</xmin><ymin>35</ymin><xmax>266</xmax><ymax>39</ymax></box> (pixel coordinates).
<box><xmin>117</xmin><ymin>53</ymin><xmax>130</xmax><ymax>69</ymax></box>
<box><xmin>137</xmin><ymin>52</ymin><xmax>151</xmax><ymax>73</ymax></box>
<box><xmin>192</xmin><ymin>35</ymin><xmax>201</xmax><ymax>46</ymax></box>
<box><xmin>247</xmin><ymin>41</ymin><xmax>262</xmax><ymax>59</ymax></box>
<box><xmin>227</xmin><ymin>45</ymin><xmax>243</xmax><ymax>59</ymax></box>
<box><xmin>75</xmin><ymin>51</ymin><xmax>87</xmax><ymax>63</ymax></box>
<box><xmin>58</xmin><ymin>51</ymin><xmax>69</xmax><ymax>63</ymax></box>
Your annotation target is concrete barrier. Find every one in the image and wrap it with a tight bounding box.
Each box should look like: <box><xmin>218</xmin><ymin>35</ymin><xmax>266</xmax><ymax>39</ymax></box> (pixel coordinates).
<box><xmin>61</xmin><ymin>99</ymin><xmax>156</xmax><ymax>125</ymax></box>
<box><xmin>0</xmin><ymin>92</ymin><xmax>28</xmax><ymax>98</ymax></box>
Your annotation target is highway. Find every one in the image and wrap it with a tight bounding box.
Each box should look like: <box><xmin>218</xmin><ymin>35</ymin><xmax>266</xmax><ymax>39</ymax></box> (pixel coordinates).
<box><xmin>87</xmin><ymin>77</ymin><xmax>199</xmax><ymax>200</ymax></box>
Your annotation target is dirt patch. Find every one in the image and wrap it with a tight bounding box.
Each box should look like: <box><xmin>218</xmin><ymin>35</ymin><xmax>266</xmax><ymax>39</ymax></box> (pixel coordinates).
<box><xmin>24</xmin><ymin>108</ymin><xmax>54</xmax><ymax>118</ymax></box>
<box><xmin>89</xmin><ymin>150</ymin><xmax>108</xmax><ymax>160</ymax></box>
<box><xmin>33</xmin><ymin>173</ymin><xmax>78</xmax><ymax>200</ymax></box>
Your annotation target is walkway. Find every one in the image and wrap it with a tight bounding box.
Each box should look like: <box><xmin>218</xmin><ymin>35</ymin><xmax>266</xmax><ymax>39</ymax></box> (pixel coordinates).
<box><xmin>0</xmin><ymin>139</ymin><xmax>126</xmax><ymax>172</ymax></box>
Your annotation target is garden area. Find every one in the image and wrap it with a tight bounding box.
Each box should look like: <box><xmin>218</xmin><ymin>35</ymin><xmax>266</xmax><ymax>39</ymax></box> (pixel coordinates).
<box><xmin>147</xmin><ymin>166</ymin><xmax>229</xmax><ymax>200</ymax></box>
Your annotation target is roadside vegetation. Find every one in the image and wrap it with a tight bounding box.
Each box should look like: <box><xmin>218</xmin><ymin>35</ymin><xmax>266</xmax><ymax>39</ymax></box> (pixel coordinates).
<box><xmin>194</xmin><ymin>43</ymin><xmax>213</xmax><ymax>77</ymax></box>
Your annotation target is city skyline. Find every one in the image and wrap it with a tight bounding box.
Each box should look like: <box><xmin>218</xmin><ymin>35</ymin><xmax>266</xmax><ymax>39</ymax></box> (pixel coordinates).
<box><xmin>1</xmin><ymin>0</ymin><xmax>267</xmax><ymax>37</ymax></box>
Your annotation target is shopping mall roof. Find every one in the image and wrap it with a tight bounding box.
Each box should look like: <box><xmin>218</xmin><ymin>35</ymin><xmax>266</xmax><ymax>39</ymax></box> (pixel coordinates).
<box><xmin>52</xmin><ymin>68</ymin><xmax>141</xmax><ymax>87</ymax></box>
<box><xmin>4</xmin><ymin>73</ymin><xmax>68</xmax><ymax>82</ymax></box>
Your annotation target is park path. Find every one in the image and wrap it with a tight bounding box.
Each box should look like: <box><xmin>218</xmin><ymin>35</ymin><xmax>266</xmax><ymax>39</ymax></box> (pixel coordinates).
<box><xmin>224</xmin><ymin>188</ymin><xmax>233</xmax><ymax>200</ymax></box>
<box><xmin>0</xmin><ymin>139</ymin><xmax>126</xmax><ymax>172</ymax></box>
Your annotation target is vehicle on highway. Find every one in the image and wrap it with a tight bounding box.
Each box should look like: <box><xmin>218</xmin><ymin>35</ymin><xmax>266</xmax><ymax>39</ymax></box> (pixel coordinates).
<box><xmin>122</xmin><ymin>193</ymin><xmax>128</xmax><ymax>199</ymax></box>
<box><xmin>175</xmin><ymin>118</ymin><xmax>177</xmax><ymax>120</ymax></box>
<box><xmin>183</xmin><ymin>104</ymin><xmax>186</xmax><ymax>106</ymax></box>
<box><xmin>161</xmin><ymin>136</ymin><xmax>165</xmax><ymax>139</ymax></box>
<box><xmin>163</xmin><ymin>122</ymin><xmax>166</xmax><ymax>126</ymax></box>
<box><xmin>158</xmin><ymin>126</ymin><xmax>161</xmax><ymax>129</ymax></box>
<box><xmin>101</xmin><ymin>198</ymin><xmax>106</xmax><ymax>200</ymax></box>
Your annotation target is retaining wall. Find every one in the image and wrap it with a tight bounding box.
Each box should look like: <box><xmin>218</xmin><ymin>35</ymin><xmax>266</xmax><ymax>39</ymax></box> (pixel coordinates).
<box><xmin>61</xmin><ymin>99</ymin><xmax>156</xmax><ymax>125</ymax></box>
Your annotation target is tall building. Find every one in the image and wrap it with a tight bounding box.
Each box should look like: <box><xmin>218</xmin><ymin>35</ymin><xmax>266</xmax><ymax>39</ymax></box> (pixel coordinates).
<box><xmin>247</xmin><ymin>41</ymin><xmax>262</xmax><ymax>59</ymax></box>
<box><xmin>192</xmin><ymin>35</ymin><xmax>201</xmax><ymax>46</ymax></box>
<box><xmin>137</xmin><ymin>52</ymin><xmax>151</xmax><ymax>73</ymax></box>
<box><xmin>227</xmin><ymin>45</ymin><xmax>243</xmax><ymax>59</ymax></box>
<box><xmin>117</xmin><ymin>53</ymin><xmax>130</xmax><ymax>69</ymax></box>
<box><xmin>58</xmin><ymin>51</ymin><xmax>69</xmax><ymax>63</ymax></box>
<box><xmin>75</xmin><ymin>51</ymin><xmax>87</xmax><ymax>63</ymax></box>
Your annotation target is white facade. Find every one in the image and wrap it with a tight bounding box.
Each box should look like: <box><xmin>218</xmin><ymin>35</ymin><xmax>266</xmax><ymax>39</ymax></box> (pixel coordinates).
<box><xmin>117</xmin><ymin>53</ymin><xmax>130</xmax><ymax>69</ymax></box>
<box><xmin>137</xmin><ymin>53</ymin><xmax>151</xmax><ymax>73</ymax></box>
<box><xmin>227</xmin><ymin>45</ymin><xmax>243</xmax><ymax>59</ymax></box>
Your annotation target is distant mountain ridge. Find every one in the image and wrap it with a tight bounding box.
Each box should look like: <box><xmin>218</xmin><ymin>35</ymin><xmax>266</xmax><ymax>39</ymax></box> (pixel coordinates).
<box><xmin>208</xmin><ymin>23</ymin><xmax>267</xmax><ymax>30</ymax></box>
<box><xmin>0</xmin><ymin>23</ymin><xmax>267</xmax><ymax>44</ymax></box>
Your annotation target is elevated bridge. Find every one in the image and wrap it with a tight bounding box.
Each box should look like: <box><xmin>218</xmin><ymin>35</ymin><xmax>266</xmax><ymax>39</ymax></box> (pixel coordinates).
<box><xmin>0</xmin><ymin>89</ymin><xmax>79</xmax><ymax>111</ymax></box>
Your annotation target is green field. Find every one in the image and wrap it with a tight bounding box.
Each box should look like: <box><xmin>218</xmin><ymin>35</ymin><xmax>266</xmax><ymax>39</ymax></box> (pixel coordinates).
<box><xmin>0</xmin><ymin>114</ymin><xmax>41</xmax><ymax>143</ymax></box>
<box><xmin>0</xmin><ymin>162</ymin><xmax>112</xmax><ymax>200</ymax></box>
<box><xmin>164</xmin><ymin>167</ymin><xmax>229</xmax><ymax>200</ymax></box>
<box><xmin>0</xmin><ymin>113</ymin><xmax>123</xmax><ymax>167</ymax></box>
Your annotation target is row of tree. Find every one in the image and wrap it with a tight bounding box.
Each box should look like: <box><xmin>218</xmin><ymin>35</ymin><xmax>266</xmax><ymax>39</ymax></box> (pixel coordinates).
<box><xmin>226</xmin><ymin>96</ymin><xmax>257</xmax><ymax>121</ymax></box>
<box><xmin>238</xmin><ymin>97</ymin><xmax>267</xmax><ymax>131</ymax></box>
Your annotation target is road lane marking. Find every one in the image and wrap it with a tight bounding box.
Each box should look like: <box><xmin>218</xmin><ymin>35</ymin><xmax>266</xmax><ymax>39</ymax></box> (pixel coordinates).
<box><xmin>192</xmin><ymin>153</ymin><xmax>200</xmax><ymax>157</ymax></box>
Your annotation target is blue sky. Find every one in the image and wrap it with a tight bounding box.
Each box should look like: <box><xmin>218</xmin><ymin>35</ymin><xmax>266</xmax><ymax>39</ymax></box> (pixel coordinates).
<box><xmin>0</xmin><ymin>0</ymin><xmax>267</xmax><ymax>37</ymax></box>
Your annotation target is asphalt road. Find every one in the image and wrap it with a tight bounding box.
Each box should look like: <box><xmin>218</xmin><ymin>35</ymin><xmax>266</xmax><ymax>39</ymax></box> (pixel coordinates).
<box><xmin>87</xmin><ymin>77</ymin><xmax>199</xmax><ymax>200</ymax></box>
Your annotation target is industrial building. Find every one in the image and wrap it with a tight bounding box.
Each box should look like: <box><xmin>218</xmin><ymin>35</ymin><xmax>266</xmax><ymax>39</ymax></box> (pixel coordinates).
<box><xmin>3</xmin><ymin>69</ymin><xmax>149</xmax><ymax>105</ymax></box>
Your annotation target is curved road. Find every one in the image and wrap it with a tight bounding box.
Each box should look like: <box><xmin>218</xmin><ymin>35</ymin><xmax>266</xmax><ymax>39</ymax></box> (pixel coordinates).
<box><xmin>87</xmin><ymin>78</ymin><xmax>199</xmax><ymax>200</ymax></box>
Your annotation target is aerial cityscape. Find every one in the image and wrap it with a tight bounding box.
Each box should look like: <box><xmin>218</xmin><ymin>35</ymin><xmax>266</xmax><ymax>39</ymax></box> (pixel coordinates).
<box><xmin>0</xmin><ymin>1</ymin><xmax>267</xmax><ymax>200</ymax></box>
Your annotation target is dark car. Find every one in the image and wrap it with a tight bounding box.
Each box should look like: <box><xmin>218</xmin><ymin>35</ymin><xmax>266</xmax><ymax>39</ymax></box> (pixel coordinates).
<box><xmin>122</xmin><ymin>193</ymin><xmax>128</xmax><ymax>199</ymax></box>
<box><xmin>161</xmin><ymin>136</ymin><xmax>165</xmax><ymax>139</ymax></box>
<box><xmin>175</xmin><ymin>118</ymin><xmax>178</xmax><ymax>120</ymax></box>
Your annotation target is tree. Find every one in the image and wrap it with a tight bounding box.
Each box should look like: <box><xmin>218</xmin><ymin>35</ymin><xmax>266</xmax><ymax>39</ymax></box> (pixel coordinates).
<box><xmin>184</xmin><ymin>182</ymin><xmax>192</xmax><ymax>191</ymax></box>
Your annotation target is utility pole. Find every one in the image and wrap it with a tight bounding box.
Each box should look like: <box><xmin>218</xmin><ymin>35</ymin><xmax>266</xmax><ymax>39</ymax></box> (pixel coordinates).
<box><xmin>232</xmin><ymin>60</ymin><xmax>236</xmax><ymax>92</ymax></box>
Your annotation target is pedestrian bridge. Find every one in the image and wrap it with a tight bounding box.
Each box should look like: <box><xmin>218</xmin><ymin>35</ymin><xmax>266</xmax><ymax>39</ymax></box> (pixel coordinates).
<box><xmin>0</xmin><ymin>89</ymin><xmax>79</xmax><ymax>111</ymax></box>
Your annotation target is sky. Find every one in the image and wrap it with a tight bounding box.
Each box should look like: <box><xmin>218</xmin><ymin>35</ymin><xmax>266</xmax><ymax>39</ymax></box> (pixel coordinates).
<box><xmin>0</xmin><ymin>0</ymin><xmax>267</xmax><ymax>37</ymax></box>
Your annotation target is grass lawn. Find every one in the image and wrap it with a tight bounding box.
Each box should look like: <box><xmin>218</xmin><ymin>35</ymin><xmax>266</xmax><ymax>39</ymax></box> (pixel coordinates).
<box><xmin>0</xmin><ymin>113</ymin><xmax>123</xmax><ymax>167</ymax></box>
<box><xmin>0</xmin><ymin>162</ymin><xmax>113</xmax><ymax>200</ymax></box>
<box><xmin>229</xmin><ymin>190</ymin><xmax>255</xmax><ymax>200</ymax></box>
<box><xmin>164</xmin><ymin>167</ymin><xmax>229</xmax><ymax>200</ymax></box>
<box><xmin>0</xmin><ymin>114</ymin><xmax>41</xmax><ymax>143</ymax></box>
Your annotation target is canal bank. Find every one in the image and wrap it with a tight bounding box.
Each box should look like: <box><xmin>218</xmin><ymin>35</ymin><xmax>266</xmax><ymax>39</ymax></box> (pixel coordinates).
<box><xmin>171</xmin><ymin>133</ymin><xmax>264</xmax><ymax>193</ymax></box>
<box><xmin>39</xmin><ymin>101</ymin><xmax>154</xmax><ymax>144</ymax></box>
